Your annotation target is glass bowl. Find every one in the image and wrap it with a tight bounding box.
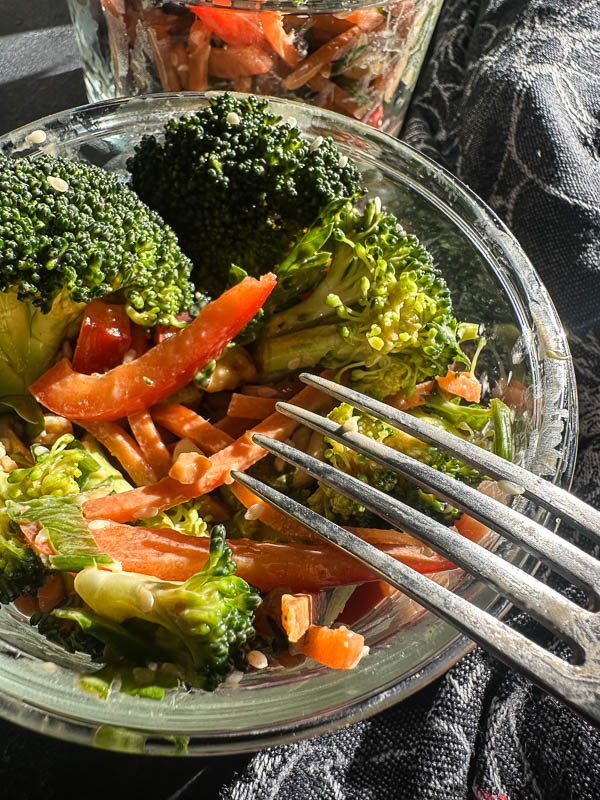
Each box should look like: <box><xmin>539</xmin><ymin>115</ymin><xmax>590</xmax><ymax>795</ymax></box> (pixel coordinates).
<box><xmin>0</xmin><ymin>93</ymin><xmax>577</xmax><ymax>755</ymax></box>
<box><xmin>66</xmin><ymin>0</ymin><xmax>444</xmax><ymax>134</ymax></box>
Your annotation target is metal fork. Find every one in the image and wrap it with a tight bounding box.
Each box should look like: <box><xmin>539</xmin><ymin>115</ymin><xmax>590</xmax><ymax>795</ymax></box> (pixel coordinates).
<box><xmin>232</xmin><ymin>373</ymin><xmax>600</xmax><ymax>728</ymax></box>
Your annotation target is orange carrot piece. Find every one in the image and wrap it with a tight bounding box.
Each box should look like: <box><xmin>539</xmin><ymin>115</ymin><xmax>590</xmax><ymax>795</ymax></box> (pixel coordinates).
<box><xmin>87</xmin><ymin>522</ymin><xmax>449</xmax><ymax>588</ymax></box>
<box><xmin>283</xmin><ymin>26</ymin><xmax>362</xmax><ymax>91</ymax></box>
<box><xmin>385</xmin><ymin>380</ymin><xmax>435</xmax><ymax>411</ymax></box>
<box><xmin>79</xmin><ymin>421</ymin><xmax>158</xmax><ymax>487</ymax></box>
<box><xmin>454</xmin><ymin>513</ymin><xmax>490</xmax><ymax>543</ymax></box>
<box><xmin>260</xmin><ymin>11</ymin><xmax>301</xmax><ymax>66</ymax></box>
<box><xmin>37</xmin><ymin>572</ymin><xmax>66</xmax><ymax>613</ymax></box>
<box><xmin>308</xmin><ymin>74</ymin><xmax>367</xmax><ymax>118</ymax></box>
<box><xmin>83</xmin><ymin>381</ymin><xmax>331</xmax><ymax>523</ymax></box>
<box><xmin>344</xmin><ymin>7</ymin><xmax>386</xmax><ymax>31</ymax></box>
<box><xmin>169</xmin><ymin>451</ymin><xmax>212</xmax><ymax>484</ymax></box>
<box><xmin>226</xmin><ymin>393</ymin><xmax>278</xmax><ymax>420</ymax></box>
<box><xmin>187</xmin><ymin>19</ymin><xmax>211</xmax><ymax>91</ymax></box>
<box><xmin>436</xmin><ymin>370</ymin><xmax>482</xmax><ymax>403</ymax></box>
<box><xmin>297</xmin><ymin>624</ymin><xmax>366</xmax><ymax>669</ymax></box>
<box><xmin>14</xmin><ymin>595</ymin><xmax>39</xmax><ymax>616</ymax></box>
<box><xmin>151</xmin><ymin>404</ymin><xmax>233</xmax><ymax>455</ymax></box>
<box><xmin>128</xmin><ymin>410</ymin><xmax>172</xmax><ymax>478</ymax></box>
<box><xmin>214</xmin><ymin>415</ymin><xmax>257</xmax><ymax>438</ymax></box>
<box><xmin>209</xmin><ymin>45</ymin><xmax>273</xmax><ymax>78</ymax></box>
<box><xmin>281</xmin><ymin>592</ymin><xmax>326</xmax><ymax>642</ymax></box>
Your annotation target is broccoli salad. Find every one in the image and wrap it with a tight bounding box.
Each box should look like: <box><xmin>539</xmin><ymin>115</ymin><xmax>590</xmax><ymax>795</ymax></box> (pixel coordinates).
<box><xmin>0</xmin><ymin>94</ymin><xmax>513</xmax><ymax>701</ymax></box>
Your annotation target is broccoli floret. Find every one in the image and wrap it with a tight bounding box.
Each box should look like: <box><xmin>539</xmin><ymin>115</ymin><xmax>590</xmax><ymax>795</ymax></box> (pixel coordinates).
<box><xmin>257</xmin><ymin>199</ymin><xmax>474</xmax><ymax>399</ymax></box>
<box><xmin>127</xmin><ymin>94</ymin><xmax>363</xmax><ymax>297</ymax></box>
<box><xmin>0</xmin><ymin>152</ymin><xmax>195</xmax><ymax>408</ymax></box>
<box><xmin>31</xmin><ymin>596</ymin><xmax>107</xmax><ymax>661</ymax></box>
<box><xmin>63</xmin><ymin>526</ymin><xmax>262</xmax><ymax>690</ymax></box>
<box><xmin>4</xmin><ymin>434</ymin><xmax>100</xmax><ymax>502</ymax></box>
<box><xmin>139</xmin><ymin>500</ymin><xmax>209</xmax><ymax>538</ymax></box>
<box><xmin>0</xmin><ymin>511</ymin><xmax>47</xmax><ymax>603</ymax></box>
<box><xmin>308</xmin><ymin>403</ymin><xmax>483</xmax><ymax>528</ymax></box>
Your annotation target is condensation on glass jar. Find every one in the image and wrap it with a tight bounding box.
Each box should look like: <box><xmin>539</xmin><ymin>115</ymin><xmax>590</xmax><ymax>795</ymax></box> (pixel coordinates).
<box><xmin>67</xmin><ymin>0</ymin><xmax>443</xmax><ymax>134</ymax></box>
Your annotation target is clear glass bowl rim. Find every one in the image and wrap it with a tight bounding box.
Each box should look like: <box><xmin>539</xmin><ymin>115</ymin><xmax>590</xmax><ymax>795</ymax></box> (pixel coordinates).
<box><xmin>82</xmin><ymin>0</ymin><xmax>419</xmax><ymax>17</ymax></box>
<box><xmin>0</xmin><ymin>92</ymin><xmax>578</xmax><ymax>756</ymax></box>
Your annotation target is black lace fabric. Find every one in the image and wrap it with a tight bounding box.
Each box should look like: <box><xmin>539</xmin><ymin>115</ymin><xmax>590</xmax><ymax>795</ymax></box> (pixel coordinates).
<box><xmin>222</xmin><ymin>2</ymin><xmax>600</xmax><ymax>797</ymax></box>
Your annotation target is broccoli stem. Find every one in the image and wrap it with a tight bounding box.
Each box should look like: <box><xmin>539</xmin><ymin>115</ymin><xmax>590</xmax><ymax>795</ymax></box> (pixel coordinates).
<box><xmin>256</xmin><ymin>324</ymin><xmax>365</xmax><ymax>378</ymax></box>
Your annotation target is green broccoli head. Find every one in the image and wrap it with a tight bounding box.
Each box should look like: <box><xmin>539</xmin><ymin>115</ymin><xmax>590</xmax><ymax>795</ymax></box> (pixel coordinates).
<box><xmin>0</xmin><ymin>152</ymin><xmax>195</xmax><ymax>404</ymax></box>
<box><xmin>72</xmin><ymin>525</ymin><xmax>262</xmax><ymax>690</ymax></box>
<box><xmin>127</xmin><ymin>94</ymin><xmax>363</xmax><ymax>297</ymax></box>
<box><xmin>257</xmin><ymin>199</ymin><xmax>475</xmax><ymax>399</ymax></box>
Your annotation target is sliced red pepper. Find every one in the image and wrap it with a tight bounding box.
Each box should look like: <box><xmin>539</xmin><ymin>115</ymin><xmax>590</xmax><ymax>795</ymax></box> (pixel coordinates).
<box><xmin>188</xmin><ymin>6</ymin><xmax>266</xmax><ymax>46</ymax></box>
<box><xmin>154</xmin><ymin>311</ymin><xmax>193</xmax><ymax>345</ymax></box>
<box><xmin>72</xmin><ymin>300</ymin><xmax>132</xmax><ymax>375</ymax></box>
<box><xmin>30</xmin><ymin>274</ymin><xmax>276</xmax><ymax>422</ymax></box>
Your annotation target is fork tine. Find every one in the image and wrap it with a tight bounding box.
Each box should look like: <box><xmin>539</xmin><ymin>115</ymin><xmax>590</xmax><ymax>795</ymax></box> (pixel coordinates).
<box><xmin>251</xmin><ymin>434</ymin><xmax>591</xmax><ymax>645</ymax></box>
<box><xmin>298</xmin><ymin>373</ymin><xmax>600</xmax><ymax>543</ymax></box>
<box><xmin>231</xmin><ymin>469</ymin><xmax>597</xmax><ymax>726</ymax></box>
<box><xmin>274</xmin><ymin>401</ymin><xmax>600</xmax><ymax>596</ymax></box>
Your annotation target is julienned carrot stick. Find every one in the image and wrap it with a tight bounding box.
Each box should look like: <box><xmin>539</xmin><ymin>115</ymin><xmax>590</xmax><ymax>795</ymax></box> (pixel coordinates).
<box><xmin>214</xmin><ymin>415</ymin><xmax>257</xmax><ymax>438</ymax></box>
<box><xmin>128</xmin><ymin>410</ymin><xmax>172</xmax><ymax>478</ymax></box>
<box><xmin>209</xmin><ymin>45</ymin><xmax>273</xmax><ymax>78</ymax></box>
<box><xmin>151</xmin><ymin>404</ymin><xmax>233</xmax><ymax>455</ymax></box>
<box><xmin>308</xmin><ymin>74</ymin><xmax>367</xmax><ymax>119</ymax></box>
<box><xmin>79</xmin><ymin>421</ymin><xmax>158</xmax><ymax>487</ymax></box>
<box><xmin>227</xmin><ymin>394</ymin><xmax>278</xmax><ymax>420</ymax></box>
<box><xmin>260</xmin><ymin>11</ymin><xmax>301</xmax><ymax>66</ymax></box>
<box><xmin>283</xmin><ymin>26</ymin><xmax>362</xmax><ymax>91</ymax></box>
<box><xmin>297</xmin><ymin>624</ymin><xmax>366</xmax><ymax>669</ymax></box>
<box><xmin>169</xmin><ymin>452</ymin><xmax>212</xmax><ymax>484</ymax></box>
<box><xmin>83</xmin><ymin>381</ymin><xmax>331</xmax><ymax>523</ymax></box>
<box><xmin>344</xmin><ymin>7</ymin><xmax>386</xmax><ymax>32</ymax></box>
<box><xmin>436</xmin><ymin>370</ymin><xmax>482</xmax><ymax>403</ymax></box>
<box><xmin>87</xmin><ymin>523</ymin><xmax>450</xmax><ymax>589</ymax></box>
<box><xmin>187</xmin><ymin>19</ymin><xmax>211</xmax><ymax>91</ymax></box>
<box><xmin>281</xmin><ymin>592</ymin><xmax>326</xmax><ymax>642</ymax></box>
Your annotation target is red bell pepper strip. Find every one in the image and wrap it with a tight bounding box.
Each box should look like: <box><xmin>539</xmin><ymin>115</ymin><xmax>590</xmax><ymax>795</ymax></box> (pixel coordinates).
<box><xmin>87</xmin><ymin>522</ymin><xmax>455</xmax><ymax>589</ymax></box>
<box><xmin>30</xmin><ymin>274</ymin><xmax>276</xmax><ymax>422</ymax></box>
<box><xmin>72</xmin><ymin>300</ymin><xmax>132</xmax><ymax>375</ymax></box>
<box><xmin>188</xmin><ymin>6</ymin><xmax>266</xmax><ymax>46</ymax></box>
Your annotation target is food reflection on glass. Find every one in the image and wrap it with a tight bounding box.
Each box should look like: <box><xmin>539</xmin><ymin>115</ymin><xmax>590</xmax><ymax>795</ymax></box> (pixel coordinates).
<box><xmin>68</xmin><ymin>0</ymin><xmax>443</xmax><ymax>132</ymax></box>
<box><xmin>0</xmin><ymin>95</ymin><xmax>512</xmax><ymax>703</ymax></box>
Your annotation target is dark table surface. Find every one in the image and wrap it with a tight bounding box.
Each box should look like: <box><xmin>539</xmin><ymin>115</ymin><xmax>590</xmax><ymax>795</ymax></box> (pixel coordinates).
<box><xmin>0</xmin><ymin>2</ymin><xmax>253</xmax><ymax>797</ymax></box>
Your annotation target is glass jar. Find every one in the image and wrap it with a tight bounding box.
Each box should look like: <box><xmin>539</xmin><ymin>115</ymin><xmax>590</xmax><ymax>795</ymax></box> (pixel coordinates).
<box><xmin>67</xmin><ymin>0</ymin><xmax>444</xmax><ymax>134</ymax></box>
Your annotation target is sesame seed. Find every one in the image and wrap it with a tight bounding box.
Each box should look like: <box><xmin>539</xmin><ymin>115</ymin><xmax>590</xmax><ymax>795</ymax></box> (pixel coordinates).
<box><xmin>287</xmin><ymin>357</ymin><xmax>301</xmax><ymax>370</ymax></box>
<box><xmin>342</xmin><ymin>416</ymin><xmax>359</xmax><ymax>433</ymax></box>
<box><xmin>247</xmin><ymin>650</ymin><xmax>268</xmax><ymax>669</ymax></box>
<box><xmin>309</xmin><ymin>136</ymin><xmax>324</xmax><ymax>152</ymax></box>
<box><xmin>226</xmin><ymin>111</ymin><xmax>241</xmax><ymax>125</ymax></box>
<box><xmin>338</xmin><ymin>155</ymin><xmax>348</xmax><ymax>168</ymax></box>
<box><xmin>47</xmin><ymin>175</ymin><xmax>68</xmax><ymax>193</ymax></box>
<box><xmin>122</xmin><ymin>349</ymin><xmax>137</xmax><ymax>363</ymax></box>
<box><xmin>26</xmin><ymin>129</ymin><xmax>47</xmax><ymax>145</ymax></box>
<box><xmin>87</xmin><ymin>519</ymin><xmax>111</xmax><ymax>531</ymax></box>
<box><xmin>287</xmin><ymin>116</ymin><xmax>297</xmax><ymax>127</ymax></box>
<box><xmin>244</xmin><ymin>503</ymin><xmax>265</xmax><ymax>521</ymax></box>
